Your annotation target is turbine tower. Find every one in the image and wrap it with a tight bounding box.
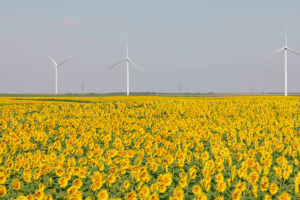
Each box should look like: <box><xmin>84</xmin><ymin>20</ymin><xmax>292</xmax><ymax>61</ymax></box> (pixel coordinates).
<box><xmin>273</xmin><ymin>31</ymin><xmax>300</xmax><ymax>96</ymax></box>
<box><xmin>48</xmin><ymin>55</ymin><xmax>69</xmax><ymax>94</ymax></box>
<box><xmin>109</xmin><ymin>44</ymin><xmax>141</xmax><ymax>96</ymax></box>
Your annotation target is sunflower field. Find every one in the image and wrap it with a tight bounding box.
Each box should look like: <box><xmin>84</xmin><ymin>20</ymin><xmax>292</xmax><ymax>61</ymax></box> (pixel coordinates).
<box><xmin>0</xmin><ymin>96</ymin><xmax>299</xmax><ymax>200</ymax></box>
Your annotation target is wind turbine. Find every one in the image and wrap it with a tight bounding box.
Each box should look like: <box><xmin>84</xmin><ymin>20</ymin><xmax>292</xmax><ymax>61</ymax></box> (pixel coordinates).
<box><xmin>273</xmin><ymin>31</ymin><xmax>300</xmax><ymax>96</ymax></box>
<box><xmin>109</xmin><ymin>44</ymin><xmax>141</xmax><ymax>96</ymax></box>
<box><xmin>48</xmin><ymin>55</ymin><xmax>69</xmax><ymax>94</ymax></box>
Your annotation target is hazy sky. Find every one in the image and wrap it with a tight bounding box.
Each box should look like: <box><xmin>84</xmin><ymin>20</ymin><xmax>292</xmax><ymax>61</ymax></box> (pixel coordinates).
<box><xmin>1</xmin><ymin>0</ymin><xmax>300</xmax><ymax>94</ymax></box>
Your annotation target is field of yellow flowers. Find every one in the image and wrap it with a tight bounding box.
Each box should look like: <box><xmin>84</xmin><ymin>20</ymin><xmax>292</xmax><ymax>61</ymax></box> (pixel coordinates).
<box><xmin>0</xmin><ymin>96</ymin><xmax>299</xmax><ymax>200</ymax></box>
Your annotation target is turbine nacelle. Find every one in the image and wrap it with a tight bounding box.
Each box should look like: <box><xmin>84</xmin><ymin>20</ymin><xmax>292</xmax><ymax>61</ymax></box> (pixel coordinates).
<box><xmin>273</xmin><ymin>46</ymin><xmax>300</xmax><ymax>56</ymax></box>
<box><xmin>48</xmin><ymin>55</ymin><xmax>69</xmax><ymax>67</ymax></box>
<box><xmin>109</xmin><ymin>57</ymin><xmax>141</xmax><ymax>70</ymax></box>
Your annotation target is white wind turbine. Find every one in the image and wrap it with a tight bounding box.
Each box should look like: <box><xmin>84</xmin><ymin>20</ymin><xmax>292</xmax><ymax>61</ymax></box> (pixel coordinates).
<box><xmin>109</xmin><ymin>44</ymin><xmax>141</xmax><ymax>96</ymax></box>
<box><xmin>48</xmin><ymin>55</ymin><xmax>69</xmax><ymax>94</ymax></box>
<box><xmin>273</xmin><ymin>31</ymin><xmax>300</xmax><ymax>96</ymax></box>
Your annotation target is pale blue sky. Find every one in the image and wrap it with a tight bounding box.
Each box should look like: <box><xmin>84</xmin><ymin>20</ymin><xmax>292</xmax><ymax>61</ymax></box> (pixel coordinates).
<box><xmin>1</xmin><ymin>0</ymin><xmax>300</xmax><ymax>93</ymax></box>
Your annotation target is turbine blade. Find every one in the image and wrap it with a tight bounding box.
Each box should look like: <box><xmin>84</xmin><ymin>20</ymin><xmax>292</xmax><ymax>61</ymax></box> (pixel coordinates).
<box><xmin>48</xmin><ymin>55</ymin><xmax>57</xmax><ymax>66</ymax></box>
<box><xmin>128</xmin><ymin>58</ymin><xmax>142</xmax><ymax>70</ymax></box>
<box><xmin>272</xmin><ymin>48</ymin><xmax>284</xmax><ymax>55</ymax></box>
<box><xmin>287</xmin><ymin>47</ymin><xmax>300</xmax><ymax>56</ymax></box>
<box><xmin>59</xmin><ymin>59</ymin><xmax>69</xmax><ymax>66</ymax></box>
<box><xmin>108</xmin><ymin>59</ymin><xmax>124</xmax><ymax>70</ymax></box>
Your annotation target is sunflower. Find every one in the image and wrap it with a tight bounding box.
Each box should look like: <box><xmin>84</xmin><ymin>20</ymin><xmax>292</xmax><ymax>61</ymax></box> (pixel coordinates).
<box><xmin>27</xmin><ymin>194</ymin><xmax>35</xmax><ymax>200</ymax></box>
<box><xmin>49</xmin><ymin>177</ymin><xmax>52</xmax><ymax>187</ymax></box>
<box><xmin>44</xmin><ymin>194</ymin><xmax>54</xmax><ymax>200</ymax></box>
<box><xmin>38</xmin><ymin>183</ymin><xmax>45</xmax><ymax>191</ymax></box>
<box><xmin>162</xmin><ymin>172</ymin><xmax>172</xmax><ymax>186</ymax></box>
<box><xmin>269</xmin><ymin>183</ymin><xmax>278</xmax><ymax>195</ymax></box>
<box><xmin>217</xmin><ymin>181</ymin><xmax>226</xmax><ymax>193</ymax></box>
<box><xmin>0</xmin><ymin>172</ymin><xmax>6</xmax><ymax>184</ymax></box>
<box><xmin>283</xmin><ymin>170</ymin><xmax>291</xmax><ymax>181</ymax></box>
<box><xmin>0</xmin><ymin>185</ymin><xmax>6</xmax><ymax>197</ymax></box>
<box><xmin>260</xmin><ymin>176</ymin><xmax>269</xmax><ymax>192</ymax></box>
<box><xmin>12</xmin><ymin>178</ymin><xmax>21</xmax><ymax>191</ymax></box>
<box><xmin>123</xmin><ymin>180</ymin><xmax>130</xmax><ymax>190</ymax></box>
<box><xmin>198</xmin><ymin>192</ymin><xmax>207</xmax><ymax>200</ymax></box>
<box><xmin>55</xmin><ymin>167</ymin><xmax>65</xmax><ymax>177</ymax></box>
<box><xmin>215</xmin><ymin>197</ymin><xmax>224</xmax><ymax>200</ymax></box>
<box><xmin>158</xmin><ymin>184</ymin><xmax>167</xmax><ymax>193</ymax></box>
<box><xmin>23</xmin><ymin>173</ymin><xmax>31</xmax><ymax>183</ymax></box>
<box><xmin>263</xmin><ymin>195</ymin><xmax>272</xmax><ymax>200</ymax></box>
<box><xmin>232</xmin><ymin>191</ymin><xmax>242</xmax><ymax>200</ymax></box>
<box><xmin>67</xmin><ymin>186</ymin><xmax>78</xmax><ymax>196</ymax></box>
<box><xmin>73</xmin><ymin>178</ymin><xmax>83</xmax><ymax>189</ymax></box>
<box><xmin>92</xmin><ymin>171</ymin><xmax>101</xmax><ymax>182</ymax></box>
<box><xmin>201</xmin><ymin>151</ymin><xmax>209</xmax><ymax>163</ymax></box>
<box><xmin>99</xmin><ymin>162</ymin><xmax>105</xmax><ymax>171</ymax></box>
<box><xmin>147</xmin><ymin>192</ymin><xmax>159</xmax><ymax>200</ymax></box>
<box><xmin>125</xmin><ymin>192</ymin><xmax>137</xmax><ymax>200</ymax></box>
<box><xmin>58</xmin><ymin>177</ymin><xmax>68</xmax><ymax>188</ymax></box>
<box><xmin>192</xmin><ymin>185</ymin><xmax>202</xmax><ymax>196</ymax></box>
<box><xmin>247</xmin><ymin>171</ymin><xmax>259</xmax><ymax>184</ymax></box>
<box><xmin>138</xmin><ymin>185</ymin><xmax>150</xmax><ymax>198</ymax></box>
<box><xmin>278</xmin><ymin>192</ymin><xmax>291</xmax><ymax>200</ymax></box>
<box><xmin>235</xmin><ymin>181</ymin><xmax>246</xmax><ymax>192</ymax></box>
<box><xmin>97</xmin><ymin>189</ymin><xmax>109</xmax><ymax>200</ymax></box>
<box><xmin>91</xmin><ymin>180</ymin><xmax>103</xmax><ymax>191</ymax></box>
<box><xmin>35</xmin><ymin>190</ymin><xmax>45</xmax><ymax>200</ymax></box>
<box><xmin>108</xmin><ymin>174</ymin><xmax>116</xmax><ymax>184</ymax></box>
<box><xmin>216</xmin><ymin>173</ymin><xmax>224</xmax><ymax>183</ymax></box>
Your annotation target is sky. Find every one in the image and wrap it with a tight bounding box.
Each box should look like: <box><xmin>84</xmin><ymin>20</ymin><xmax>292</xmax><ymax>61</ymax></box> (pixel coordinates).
<box><xmin>1</xmin><ymin>0</ymin><xmax>300</xmax><ymax>94</ymax></box>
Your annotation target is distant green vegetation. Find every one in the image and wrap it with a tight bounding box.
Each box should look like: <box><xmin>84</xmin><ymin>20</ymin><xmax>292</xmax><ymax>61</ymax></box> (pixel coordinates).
<box><xmin>0</xmin><ymin>93</ymin><xmax>299</xmax><ymax>98</ymax></box>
